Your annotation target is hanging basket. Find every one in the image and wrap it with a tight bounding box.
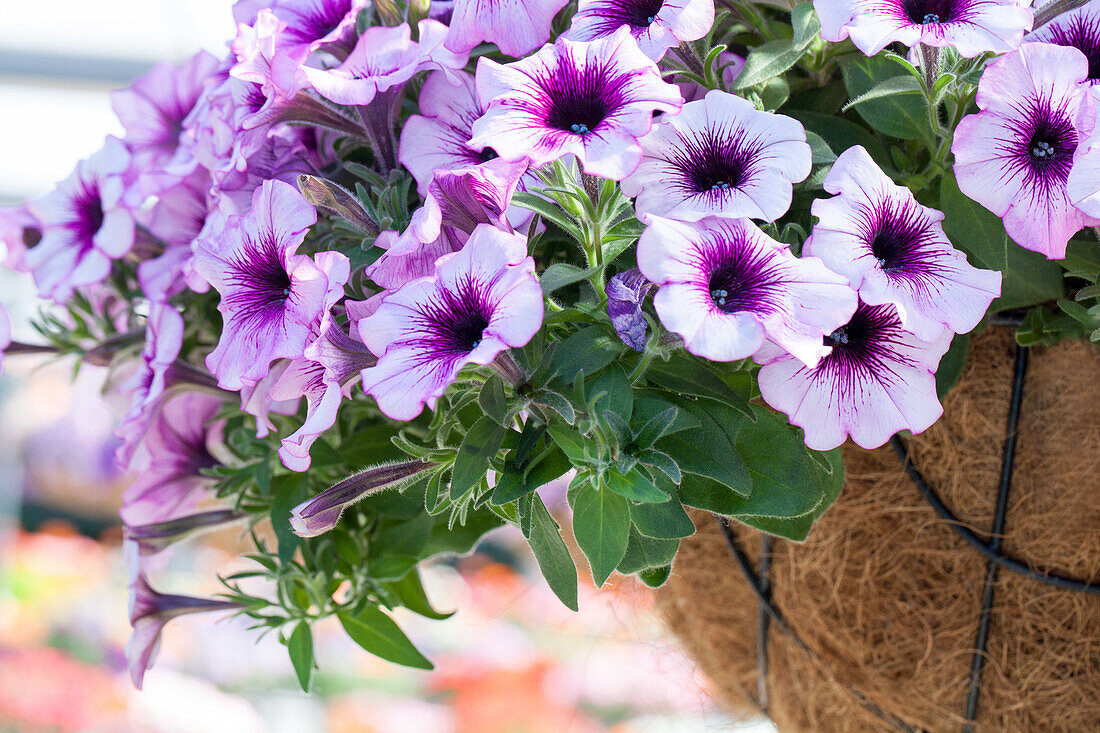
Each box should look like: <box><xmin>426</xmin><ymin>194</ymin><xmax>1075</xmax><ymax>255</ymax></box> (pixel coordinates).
<box><xmin>656</xmin><ymin>327</ymin><xmax>1100</xmax><ymax>732</ymax></box>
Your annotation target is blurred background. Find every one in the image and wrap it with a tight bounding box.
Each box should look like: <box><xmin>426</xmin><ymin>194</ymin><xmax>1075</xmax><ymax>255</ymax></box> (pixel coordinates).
<box><xmin>0</xmin><ymin>2</ymin><xmax>767</xmax><ymax>731</ymax></box>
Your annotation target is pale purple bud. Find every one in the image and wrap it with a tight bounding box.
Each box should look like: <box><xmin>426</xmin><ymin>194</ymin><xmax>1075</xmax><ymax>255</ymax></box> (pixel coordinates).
<box><xmin>290</xmin><ymin>460</ymin><xmax>431</xmax><ymax>537</ymax></box>
<box><xmin>607</xmin><ymin>268</ymin><xmax>654</xmax><ymax>351</ymax></box>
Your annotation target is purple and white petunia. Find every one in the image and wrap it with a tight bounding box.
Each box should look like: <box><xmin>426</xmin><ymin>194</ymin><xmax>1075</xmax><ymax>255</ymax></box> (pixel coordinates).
<box><xmin>399</xmin><ymin>70</ymin><xmax>501</xmax><ymax>195</ymax></box>
<box><xmin>469</xmin><ymin>28</ymin><xmax>683</xmax><ymax>180</ymax></box>
<box><xmin>621</xmin><ymin>90</ymin><xmax>811</xmax><ymax>222</ymax></box>
<box><xmin>194</xmin><ymin>179</ymin><xmax>349</xmax><ymax>390</ymax></box>
<box><xmin>112</xmin><ymin>50</ymin><xmax>219</xmax><ymax>191</ymax></box>
<box><xmin>638</xmin><ymin>216</ymin><xmax>857</xmax><ymax>365</ymax></box>
<box><xmin>815</xmin><ymin>0</ymin><xmax>1033</xmax><ymax>58</ymax></box>
<box><xmin>359</xmin><ymin>225</ymin><xmax>543</xmax><ymax>421</ymax></box>
<box><xmin>25</xmin><ymin>137</ymin><xmax>136</xmax><ymax>304</ymax></box>
<box><xmin>756</xmin><ymin>301</ymin><xmax>952</xmax><ymax>451</ymax></box>
<box><xmin>1025</xmin><ymin>0</ymin><xmax>1100</xmax><ymax>83</ymax></box>
<box><xmin>0</xmin><ymin>204</ymin><xmax>39</xmax><ymax>273</ymax></box>
<box><xmin>1068</xmin><ymin>86</ymin><xmax>1100</xmax><ymax>215</ymax></box>
<box><xmin>565</xmin><ymin>0</ymin><xmax>715</xmax><ymax>61</ymax></box>
<box><xmin>115</xmin><ymin>304</ymin><xmax>187</xmax><ymax>467</ymax></box>
<box><xmin>270</xmin><ymin>0</ymin><xmax>367</xmax><ymax>63</ymax></box>
<box><xmin>303</xmin><ymin>20</ymin><xmax>467</xmax><ymax>107</ymax></box>
<box><xmin>271</xmin><ymin>285</ymin><xmax>376</xmax><ymax>472</ymax></box>
<box><xmin>0</xmin><ymin>303</ymin><xmax>9</xmax><ymax>375</ymax></box>
<box><xmin>127</xmin><ymin>566</ymin><xmax>240</xmax><ymax>689</ymax></box>
<box><xmin>806</xmin><ymin>145</ymin><xmax>1001</xmax><ymax>340</ymax></box>
<box><xmin>391</xmin><ymin>160</ymin><xmax>527</xmax><ymax>259</ymax></box>
<box><xmin>120</xmin><ymin>392</ymin><xmax>225</xmax><ymax>526</ymax></box>
<box><xmin>953</xmin><ymin>42</ymin><xmax>1099</xmax><ymax>259</ymax></box>
<box><xmin>444</xmin><ymin>0</ymin><xmax>571</xmax><ymax>58</ymax></box>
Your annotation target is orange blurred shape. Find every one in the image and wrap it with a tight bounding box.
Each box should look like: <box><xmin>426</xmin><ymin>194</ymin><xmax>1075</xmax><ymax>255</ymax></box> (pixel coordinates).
<box><xmin>434</xmin><ymin>659</ymin><xmax>603</xmax><ymax>733</ymax></box>
<box><xmin>0</xmin><ymin>646</ymin><xmax>126</xmax><ymax>731</ymax></box>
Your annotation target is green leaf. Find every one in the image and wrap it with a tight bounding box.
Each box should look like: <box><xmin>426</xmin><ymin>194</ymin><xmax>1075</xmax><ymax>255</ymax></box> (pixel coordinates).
<box><xmin>478</xmin><ymin>374</ymin><xmax>509</xmax><ymax>427</ymax></box>
<box><xmin>388</xmin><ymin>568</ymin><xmax>453</xmax><ymax>620</ymax></box>
<box><xmin>638</xmin><ymin>564</ymin><xmax>672</xmax><ymax>588</ymax></box>
<box><xmin>842</xmin><ymin>74</ymin><xmax>922</xmax><ymax>112</ymax></box>
<box><xmin>744</xmin><ymin>446</ymin><xmax>845</xmax><ymax>541</ymax></box>
<box><xmin>733</xmin><ymin>406</ymin><xmax>825</xmax><ymax>521</ymax></box>
<box><xmin>491</xmin><ymin>443</ymin><xmax>572</xmax><ymax>505</ymax></box>
<box><xmin>788</xmin><ymin>110</ymin><xmax>892</xmax><ymax>171</ymax></box>
<box><xmin>605</xmin><ymin>468</ymin><xmax>670</xmax><ymax>503</ymax></box>
<box><xmin>630</xmin><ymin>495</ymin><xmax>696</xmax><ymax>539</ymax></box>
<box><xmin>644</xmin><ymin>354</ymin><xmax>752</xmax><ymax>418</ymax></box>
<box><xmin>806</xmin><ymin>130</ymin><xmax>837</xmax><ymax>165</ymax></box>
<box><xmin>512</xmin><ymin>192</ymin><xmax>580</xmax><ymax>238</ymax></box>
<box><xmin>616</xmin><ymin>526</ymin><xmax>680</xmax><ymax>574</ymax></box>
<box><xmin>840</xmin><ymin>55</ymin><xmax>930</xmax><ymax>142</ymax></box>
<box><xmin>940</xmin><ymin>172</ymin><xmax>1065</xmax><ymax>310</ymax></box>
<box><xmin>523</xmin><ymin>495</ymin><xmax>580</xmax><ymax>610</ymax></box>
<box><xmin>655</xmin><ymin>396</ymin><xmax>751</xmax><ymax>496</ymax></box>
<box><xmin>270</xmin><ymin>474</ymin><xmax>307</xmax><ymax>563</ymax></box>
<box><xmin>572</xmin><ymin>485</ymin><xmax>631</xmax><ymax>586</ymax></box>
<box><xmin>791</xmin><ymin>1</ymin><xmax>820</xmax><ymax>45</ymax></box>
<box><xmin>450</xmin><ymin>417</ymin><xmax>505</xmax><ymax>499</ymax></box>
<box><xmin>288</xmin><ymin>622</ymin><xmax>314</xmax><ymax>693</ymax></box>
<box><xmin>632</xmin><ymin>407</ymin><xmax>679</xmax><ymax>450</ymax></box>
<box><xmin>338</xmin><ymin>607</ymin><xmax>433</xmax><ymax>669</ymax></box>
<box><xmin>589</xmin><ymin>365</ymin><xmax>634</xmax><ymax>422</ymax></box>
<box><xmin>547</xmin><ymin>424</ymin><xmax>589</xmax><ymax>463</ymax></box>
<box><xmin>532</xmin><ymin>389</ymin><xmax>576</xmax><ymax>424</ymax></box>
<box><xmin>549</xmin><ymin>326</ymin><xmax>623</xmax><ymax>383</ymax></box>
<box><xmin>540</xmin><ymin>262</ymin><xmax>598</xmax><ymax>294</ymax></box>
<box><xmin>732</xmin><ymin>4</ymin><xmax>819</xmax><ymax>90</ymax></box>
<box><xmin>936</xmin><ymin>333</ymin><xmax>970</xmax><ymax>400</ymax></box>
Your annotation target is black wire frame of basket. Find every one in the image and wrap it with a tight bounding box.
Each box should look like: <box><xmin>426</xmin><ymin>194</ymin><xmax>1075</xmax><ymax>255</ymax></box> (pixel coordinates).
<box><xmin>717</xmin><ymin>336</ymin><xmax>1099</xmax><ymax>733</ymax></box>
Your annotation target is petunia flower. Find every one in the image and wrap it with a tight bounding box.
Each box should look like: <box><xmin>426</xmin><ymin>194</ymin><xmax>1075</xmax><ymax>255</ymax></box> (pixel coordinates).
<box><xmin>621</xmin><ymin>90</ymin><xmax>811</xmax><ymax>222</ymax></box>
<box><xmin>270</xmin><ymin>0</ymin><xmax>367</xmax><ymax>63</ymax></box>
<box><xmin>805</xmin><ymin>145</ymin><xmax>1001</xmax><ymax>340</ymax></box>
<box><xmin>1026</xmin><ymin>0</ymin><xmax>1100</xmax><ymax>83</ymax></box>
<box><xmin>120</xmin><ymin>392</ymin><xmax>225</xmax><ymax>526</ymax></box>
<box><xmin>756</xmin><ymin>300</ymin><xmax>952</xmax><ymax>451</ymax></box>
<box><xmin>302</xmin><ymin>20</ymin><xmax>467</xmax><ymax>107</ymax></box>
<box><xmin>0</xmin><ymin>304</ymin><xmax>9</xmax><ymax>375</ymax></box>
<box><xmin>193</xmin><ymin>179</ymin><xmax>349</xmax><ymax>390</ymax></box>
<box><xmin>953</xmin><ymin>42</ymin><xmax>1099</xmax><ymax>259</ymax></box>
<box><xmin>399</xmin><ymin>70</ymin><xmax>499</xmax><ymax>194</ymax></box>
<box><xmin>638</xmin><ymin>216</ymin><xmax>857</xmax><ymax>365</ymax></box>
<box><xmin>606</xmin><ymin>268</ymin><xmax>655</xmax><ymax>351</ymax></box>
<box><xmin>115</xmin><ymin>304</ymin><xmax>187</xmax><ymax>467</ymax></box>
<box><xmin>1069</xmin><ymin>86</ymin><xmax>1100</xmax><ymax>215</ymax></box>
<box><xmin>0</xmin><ymin>204</ymin><xmax>40</xmax><ymax>273</ymax></box>
<box><xmin>139</xmin><ymin>169</ymin><xmax>215</xmax><ymax>302</ymax></box>
<box><xmin>25</xmin><ymin>137</ymin><xmax>136</xmax><ymax>304</ymax></box>
<box><xmin>127</xmin><ymin>567</ymin><xmax>241</xmax><ymax>689</ymax></box>
<box><xmin>815</xmin><ymin>0</ymin><xmax>1033</xmax><ymax>58</ymax></box>
<box><xmin>290</xmin><ymin>459</ymin><xmax>431</xmax><ymax>537</ymax></box>
<box><xmin>469</xmin><ymin>28</ymin><xmax>683</xmax><ymax>181</ymax></box>
<box><xmin>359</xmin><ymin>225</ymin><xmax>543</xmax><ymax>421</ymax></box>
<box><xmin>564</xmin><ymin>0</ymin><xmax>715</xmax><ymax>61</ymax></box>
<box><xmin>444</xmin><ymin>0</ymin><xmax>571</xmax><ymax>58</ymax></box>
<box><xmin>272</xmin><ymin>289</ymin><xmax>377</xmax><ymax>472</ymax></box>
<box><xmin>112</xmin><ymin>50</ymin><xmax>220</xmax><ymax>193</ymax></box>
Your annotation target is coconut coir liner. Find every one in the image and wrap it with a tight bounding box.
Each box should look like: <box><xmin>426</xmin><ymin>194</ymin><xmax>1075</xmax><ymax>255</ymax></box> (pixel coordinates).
<box><xmin>656</xmin><ymin>328</ymin><xmax>1100</xmax><ymax>732</ymax></box>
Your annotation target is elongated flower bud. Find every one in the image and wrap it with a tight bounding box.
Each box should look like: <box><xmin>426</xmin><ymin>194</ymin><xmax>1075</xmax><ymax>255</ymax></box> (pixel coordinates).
<box><xmin>298</xmin><ymin>175</ymin><xmax>380</xmax><ymax>235</ymax></box>
<box><xmin>128</xmin><ymin>571</ymin><xmax>241</xmax><ymax>689</ymax></box>
<box><xmin>291</xmin><ymin>460</ymin><xmax>431</xmax><ymax>537</ymax></box>
<box><xmin>124</xmin><ymin>508</ymin><xmax>245</xmax><ymax>555</ymax></box>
